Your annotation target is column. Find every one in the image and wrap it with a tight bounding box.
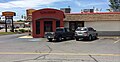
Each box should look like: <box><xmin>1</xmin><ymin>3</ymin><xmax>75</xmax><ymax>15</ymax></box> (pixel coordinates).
<box><xmin>40</xmin><ymin>20</ymin><xmax>44</xmax><ymax>37</ymax></box>
<box><xmin>52</xmin><ymin>20</ymin><xmax>56</xmax><ymax>32</ymax></box>
<box><xmin>60</xmin><ymin>19</ymin><xmax>64</xmax><ymax>27</ymax></box>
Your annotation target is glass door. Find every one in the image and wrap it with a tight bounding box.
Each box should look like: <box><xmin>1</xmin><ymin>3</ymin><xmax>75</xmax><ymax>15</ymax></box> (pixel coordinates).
<box><xmin>44</xmin><ymin>21</ymin><xmax>53</xmax><ymax>32</ymax></box>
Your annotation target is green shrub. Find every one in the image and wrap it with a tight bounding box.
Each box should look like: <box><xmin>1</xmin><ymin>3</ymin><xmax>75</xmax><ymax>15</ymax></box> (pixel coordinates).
<box><xmin>19</xmin><ymin>29</ymin><xmax>26</xmax><ymax>33</ymax></box>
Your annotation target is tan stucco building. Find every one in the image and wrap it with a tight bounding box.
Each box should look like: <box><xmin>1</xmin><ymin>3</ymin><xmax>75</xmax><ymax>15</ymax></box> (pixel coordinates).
<box><xmin>64</xmin><ymin>12</ymin><xmax>120</xmax><ymax>36</ymax></box>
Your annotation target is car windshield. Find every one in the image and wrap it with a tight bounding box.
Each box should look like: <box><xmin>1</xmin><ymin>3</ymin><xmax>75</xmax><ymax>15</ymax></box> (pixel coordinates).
<box><xmin>76</xmin><ymin>28</ymin><xmax>87</xmax><ymax>31</ymax></box>
<box><xmin>56</xmin><ymin>29</ymin><xmax>64</xmax><ymax>32</ymax></box>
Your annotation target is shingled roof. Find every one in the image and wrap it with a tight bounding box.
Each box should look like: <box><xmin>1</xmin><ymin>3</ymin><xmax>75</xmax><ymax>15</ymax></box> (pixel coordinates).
<box><xmin>64</xmin><ymin>12</ymin><xmax>120</xmax><ymax>21</ymax></box>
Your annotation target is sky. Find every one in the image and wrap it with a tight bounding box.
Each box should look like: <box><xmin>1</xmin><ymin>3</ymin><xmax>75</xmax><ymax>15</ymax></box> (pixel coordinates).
<box><xmin>0</xmin><ymin>0</ymin><xmax>110</xmax><ymax>20</ymax></box>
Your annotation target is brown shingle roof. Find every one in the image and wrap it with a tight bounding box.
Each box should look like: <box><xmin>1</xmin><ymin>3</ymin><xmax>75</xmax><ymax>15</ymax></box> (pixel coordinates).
<box><xmin>64</xmin><ymin>12</ymin><xmax>120</xmax><ymax>21</ymax></box>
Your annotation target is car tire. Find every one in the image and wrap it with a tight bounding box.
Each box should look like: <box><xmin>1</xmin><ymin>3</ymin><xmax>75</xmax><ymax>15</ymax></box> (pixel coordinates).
<box><xmin>48</xmin><ymin>38</ymin><xmax>52</xmax><ymax>42</ymax></box>
<box><xmin>95</xmin><ymin>34</ymin><xmax>98</xmax><ymax>39</ymax></box>
<box><xmin>71</xmin><ymin>36</ymin><xmax>75</xmax><ymax>40</ymax></box>
<box><xmin>63</xmin><ymin>37</ymin><xmax>67</xmax><ymax>41</ymax></box>
<box><xmin>76</xmin><ymin>38</ymin><xmax>79</xmax><ymax>41</ymax></box>
<box><xmin>57</xmin><ymin>36</ymin><xmax>62</xmax><ymax>41</ymax></box>
<box><xmin>88</xmin><ymin>35</ymin><xmax>92</xmax><ymax>41</ymax></box>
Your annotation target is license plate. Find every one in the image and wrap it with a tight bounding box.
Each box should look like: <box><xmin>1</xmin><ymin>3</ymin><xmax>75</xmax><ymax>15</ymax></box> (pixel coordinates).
<box><xmin>48</xmin><ymin>36</ymin><xmax>51</xmax><ymax>38</ymax></box>
<box><xmin>78</xmin><ymin>34</ymin><xmax>83</xmax><ymax>35</ymax></box>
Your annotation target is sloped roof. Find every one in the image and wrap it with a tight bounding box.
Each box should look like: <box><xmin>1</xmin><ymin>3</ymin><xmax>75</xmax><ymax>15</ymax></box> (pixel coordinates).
<box><xmin>64</xmin><ymin>12</ymin><xmax>120</xmax><ymax>21</ymax></box>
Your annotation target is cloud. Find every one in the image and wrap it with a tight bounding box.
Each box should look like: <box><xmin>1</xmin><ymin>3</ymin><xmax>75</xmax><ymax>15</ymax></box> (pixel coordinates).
<box><xmin>74</xmin><ymin>1</ymin><xmax>81</xmax><ymax>7</ymax></box>
<box><xmin>0</xmin><ymin>0</ymin><xmax>67</xmax><ymax>9</ymax></box>
<box><xmin>74</xmin><ymin>0</ymin><xmax>108</xmax><ymax>7</ymax></box>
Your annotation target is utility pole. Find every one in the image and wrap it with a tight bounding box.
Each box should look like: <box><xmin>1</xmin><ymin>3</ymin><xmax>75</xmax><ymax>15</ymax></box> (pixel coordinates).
<box><xmin>11</xmin><ymin>16</ymin><xmax>14</xmax><ymax>32</ymax></box>
<box><xmin>5</xmin><ymin>17</ymin><xmax>7</xmax><ymax>32</ymax></box>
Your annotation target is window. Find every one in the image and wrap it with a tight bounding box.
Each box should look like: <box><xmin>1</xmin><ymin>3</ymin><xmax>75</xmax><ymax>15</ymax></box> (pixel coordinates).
<box><xmin>36</xmin><ymin>21</ymin><xmax>40</xmax><ymax>34</ymax></box>
<box><xmin>56</xmin><ymin>21</ymin><xmax>60</xmax><ymax>28</ymax></box>
<box><xmin>65</xmin><ymin>28</ymin><xmax>70</xmax><ymax>32</ymax></box>
<box><xmin>44</xmin><ymin>21</ymin><xmax>52</xmax><ymax>32</ymax></box>
<box><xmin>76</xmin><ymin>27</ymin><xmax>87</xmax><ymax>31</ymax></box>
<box><xmin>88</xmin><ymin>27</ymin><xmax>94</xmax><ymax>31</ymax></box>
<box><xmin>69</xmin><ymin>21</ymin><xmax>84</xmax><ymax>32</ymax></box>
<box><xmin>56</xmin><ymin>28</ymin><xmax>64</xmax><ymax>32</ymax></box>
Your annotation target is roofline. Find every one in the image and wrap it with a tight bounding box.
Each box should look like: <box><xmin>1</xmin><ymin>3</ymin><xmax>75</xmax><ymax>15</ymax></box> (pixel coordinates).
<box><xmin>65</xmin><ymin>12</ymin><xmax>120</xmax><ymax>15</ymax></box>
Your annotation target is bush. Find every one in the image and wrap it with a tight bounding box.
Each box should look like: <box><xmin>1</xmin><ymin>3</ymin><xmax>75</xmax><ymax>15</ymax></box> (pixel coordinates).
<box><xmin>19</xmin><ymin>29</ymin><xmax>26</xmax><ymax>33</ymax></box>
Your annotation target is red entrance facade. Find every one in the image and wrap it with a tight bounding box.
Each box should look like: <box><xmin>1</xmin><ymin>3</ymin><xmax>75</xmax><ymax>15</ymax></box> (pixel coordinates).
<box><xmin>32</xmin><ymin>8</ymin><xmax>65</xmax><ymax>38</ymax></box>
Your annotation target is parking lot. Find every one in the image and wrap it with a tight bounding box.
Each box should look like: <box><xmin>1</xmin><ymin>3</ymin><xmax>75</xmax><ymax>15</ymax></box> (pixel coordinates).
<box><xmin>0</xmin><ymin>34</ymin><xmax>120</xmax><ymax>62</ymax></box>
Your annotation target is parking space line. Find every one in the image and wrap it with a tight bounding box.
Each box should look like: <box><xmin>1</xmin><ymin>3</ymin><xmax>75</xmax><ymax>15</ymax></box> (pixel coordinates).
<box><xmin>114</xmin><ymin>39</ymin><xmax>120</xmax><ymax>43</ymax></box>
<box><xmin>19</xmin><ymin>36</ymin><xmax>33</xmax><ymax>38</ymax></box>
<box><xmin>0</xmin><ymin>52</ymin><xmax>120</xmax><ymax>56</ymax></box>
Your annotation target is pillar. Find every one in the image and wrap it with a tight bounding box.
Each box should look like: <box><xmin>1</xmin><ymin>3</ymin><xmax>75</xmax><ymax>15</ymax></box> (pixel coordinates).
<box><xmin>60</xmin><ymin>19</ymin><xmax>64</xmax><ymax>27</ymax></box>
<box><xmin>40</xmin><ymin>20</ymin><xmax>44</xmax><ymax>37</ymax></box>
<box><xmin>52</xmin><ymin>20</ymin><xmax>56</xmax><ymax>32</ymax></box>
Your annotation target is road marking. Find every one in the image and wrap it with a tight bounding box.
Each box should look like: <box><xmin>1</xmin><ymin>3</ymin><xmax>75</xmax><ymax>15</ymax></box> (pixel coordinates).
<box><xmin>19</xmin><ymin>36</ymin><xmax>33</xmax><ymax>38</ymax></box>
<box><xmin>114</xmin><ymin>39</ymin><xmax>120</xmax><ymax>43</ymax></box>
<box><xmin>80</xmin><ymin>41</ymin><xmax>96</xmax><ymax>44</ymax></box>
<box><xmin>0</xmin><ymin>52</ymin><xmax>120</xmax><ymax>56</ymax></box>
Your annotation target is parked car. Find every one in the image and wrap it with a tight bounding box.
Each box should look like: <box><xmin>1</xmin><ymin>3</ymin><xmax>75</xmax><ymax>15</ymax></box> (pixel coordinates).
<box><xmin>44</xmin><ymin>27</ymin><xmax>75</xmax><ymax>42</ymax></box>
<box><xmin>75</xmin><ymin>27</ymin><xmax>98</xmax><ymax>41</ymax></box>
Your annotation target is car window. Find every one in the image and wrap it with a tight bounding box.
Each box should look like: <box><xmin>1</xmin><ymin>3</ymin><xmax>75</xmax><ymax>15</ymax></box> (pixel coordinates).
<box><xmin>66</xmin><ymin>28</ymin><xmax>70</xmax><ymax>32</ymax></box>
<box><xmin>76</xmin><ymin>28</ymin><xmax>87</xmax><ymax>31</ymax></box>
<box><xmin>88</xmin><ymin>28</ymin><xmax>94</xmax><ymax>31</ymax></box>
<box><xmin>56</xmin><ymin>29</ymin><xmax>64</xmax><ymax>32</ymax></box>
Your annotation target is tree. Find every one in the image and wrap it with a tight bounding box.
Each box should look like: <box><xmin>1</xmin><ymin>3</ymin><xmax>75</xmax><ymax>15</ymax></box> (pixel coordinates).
<box><xmin>17</xmin><ymin>20</ymin><xmax>24</xmax><ymax>22</ymax></box>
<box><xmin>109</xmin><ymin>0</ymin><xmax>120</xmax><ymax>12</ymax></box>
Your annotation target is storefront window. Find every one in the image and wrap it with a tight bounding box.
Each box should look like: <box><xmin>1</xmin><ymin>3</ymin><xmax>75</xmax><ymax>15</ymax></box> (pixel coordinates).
<box><xmin>69</xmin><ymin>21</ymin><xmax>84</xmax><ymax>32</ymax></box>
<box><xmin>44</xmin><ymin>21</ymin><xmax>52</xmax><ymax>32</ymax></box>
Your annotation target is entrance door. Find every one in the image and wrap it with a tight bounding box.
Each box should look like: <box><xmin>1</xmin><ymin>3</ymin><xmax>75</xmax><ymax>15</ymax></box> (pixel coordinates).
<box><xmin>44</xmin><ymin>21</ymin><xmax>53</xmax><ymax>32</ymax></box>
<box><xmin>69</xmin><ymin>21</ymin><xmax>84</xmax><ymax>32</ymax></box>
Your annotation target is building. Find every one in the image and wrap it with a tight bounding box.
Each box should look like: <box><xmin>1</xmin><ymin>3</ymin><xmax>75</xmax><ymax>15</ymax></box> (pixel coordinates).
<box><xmin>60</xmin><ymin>7</ymin><xmax>71</xmax><ymax>13</ymax></box>
<box><xmin>32</xmin><ymin>8</ymin><xmax>65</xmax><ymax>38</ymax></box>
<box><xmin>64</xmin><ymin>12</ymin><xmax>120</xmax><ymax>36</ymax></box>
<box><xmin>26</xmin><ymin>8</ymin><xmax>120</xmax><ymax>38</ymax></box>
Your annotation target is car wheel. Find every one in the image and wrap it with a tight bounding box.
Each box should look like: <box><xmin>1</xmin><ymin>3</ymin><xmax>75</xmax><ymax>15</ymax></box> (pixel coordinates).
<box><xmin>88</xmin><ymin>35</ymin><xmax>92</xmax><ymax>41</ymax></box>
<box><xmin>71</xmin><ymin>36</ymin><xmax>75</xmax><ymax>40</ymax></box>
<box><xmin>95</xmin><ymin>34</ymin><xmax>98</xmax><ymax>39</ymax></box>
<box><xmin>94</xmin><ymin>36</ymin><xmax>97</xmax><ymax>40</ymax></box>
<box><xmin>57</xmin><ymin>36</ymin><xmax>62</xmax><ymax>41</ymax></box>
<box><xmin>63</xmin><ymin>37</ymin><xmax>66</xmax><ymax>41</ymax></box>
<box><xmin>76</xmin><ymin>38</ymin><xmax>79</xmax><ymax>41</ymax></box>
<box><xmin>48</xmin><ymin>38</ymin><xmax>52</xmax><ymax>42</ymax></box>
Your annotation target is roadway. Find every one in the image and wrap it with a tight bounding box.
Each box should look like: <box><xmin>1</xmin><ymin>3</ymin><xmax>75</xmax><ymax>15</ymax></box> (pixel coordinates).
<box><xmin>0</xmin><ymin>34</ymin><xmax>120</xmax><ymax>62</ymax></box>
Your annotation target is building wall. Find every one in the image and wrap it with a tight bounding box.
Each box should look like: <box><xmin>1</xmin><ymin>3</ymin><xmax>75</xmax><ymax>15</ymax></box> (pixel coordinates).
<box><xmin>84</xmin><ymin>21</ymin><xmax>120</xmax><ymax>31</ymax></box>
<box><xmin>64</xmin><ymin>21</ymin><xmax>69</xmax><ymax>28</ymax></box>
<box><xmin>32</xmin><ymin>8</ymin><xmax>65</xmax><ymax>38</ymax></box>
<box><xmin>85</xmin><ymin>21</ymin><xmax>120</xmax><ymax>36</ymax></box>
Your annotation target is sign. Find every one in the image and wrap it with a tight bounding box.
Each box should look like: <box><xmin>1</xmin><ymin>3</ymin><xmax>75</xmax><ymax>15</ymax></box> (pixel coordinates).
<box><xmin>26</xmin><ymin>9</ymin><xmax>36</xmax><ymax>16</ymax></box>
<box><xmin>6</xmin><ymin>19</ymin><xmax>12</xmax><ymax>24</ymax></box>
<box><xmin>40</xmin><ymin>11</ymin><xmax>56</xmax><ymax>14</ymax></box>
<box><xmin>2</xmin><ymin>12</ymin><xmax>16</xmax><ymax>16</ymax></box>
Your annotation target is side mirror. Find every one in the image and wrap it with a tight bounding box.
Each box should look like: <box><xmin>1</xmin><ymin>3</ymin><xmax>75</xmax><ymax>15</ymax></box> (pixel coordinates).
<box><xmin>94</xmin><ymin>30</ymin><xmax>96</xmax><ymax>31</ymax></box>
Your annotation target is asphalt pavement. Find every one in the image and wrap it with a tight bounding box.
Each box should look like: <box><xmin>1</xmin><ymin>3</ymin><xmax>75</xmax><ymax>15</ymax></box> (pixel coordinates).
<box><xmin>0</xmin><ymin>34</ymin><xmax>120</xmax><ymax>62</ymax></box>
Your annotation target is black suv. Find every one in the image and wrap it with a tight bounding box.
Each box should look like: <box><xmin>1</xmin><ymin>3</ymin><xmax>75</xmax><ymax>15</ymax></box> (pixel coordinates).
<box><xmin>44</xmin><ymin>27</ymin><xmax>74</xmax><ymax>41</ymax></box>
